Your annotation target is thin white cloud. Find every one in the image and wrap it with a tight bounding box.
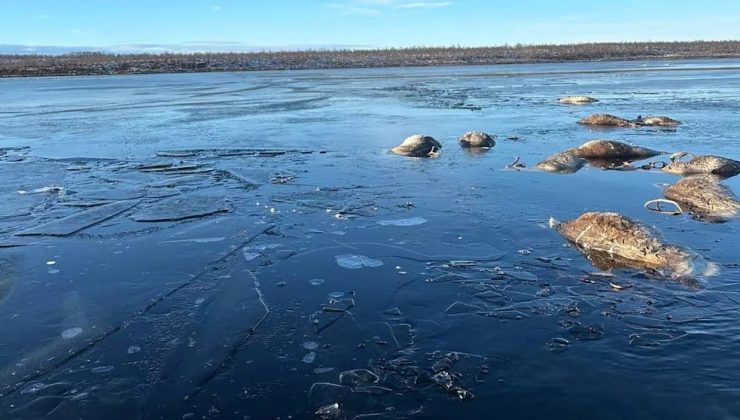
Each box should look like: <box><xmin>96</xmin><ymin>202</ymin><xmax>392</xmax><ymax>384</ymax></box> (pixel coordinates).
<box><xmin>329</xmin><ymin>0</ymin><xmax>455</xmax><ymax>16</ymax></box>
<box><xmin>393</xmin><ymin>2</ymin><xmax>454</xmax><ymax>9</ymax></box>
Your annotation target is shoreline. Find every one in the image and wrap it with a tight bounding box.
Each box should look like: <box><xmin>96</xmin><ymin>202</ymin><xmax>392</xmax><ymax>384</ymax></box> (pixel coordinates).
<box><xmin>3</xmin><ymin>55</ymin><xmax>740</xmax><ymax>79</ymax></box>
<box><xmin>2</xmin><ymin>41</ymin><xmax>739</xmax><ymax>78</ymax></box>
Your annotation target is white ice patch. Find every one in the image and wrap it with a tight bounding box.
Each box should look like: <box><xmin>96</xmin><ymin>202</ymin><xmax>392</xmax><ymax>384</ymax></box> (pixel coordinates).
<box><xmin>302</xmin><ymin>352</ymin><xmax>316</xmax><ymax>364</ymax></box>
<box><xmin>253</xmin><ymin>244</ymin><xmax>282</xmax><ymax>251</ymax></box>
<box><xmin>243</xmin><ymin>243</ymin><xmax>283</xmax><ymax>261</ymax></box>
<box><xmin>335</xmin><ymin>254</ymin><xmax>384</xmax><ymax>269</ymax></box>
<box><xmin>303</xmin><ymin>341</ymin><xmax>319</xmax><ymax>350</ymax></box>
<box><xmin>61</xmin><ymin>327</ymin><xmax>83</xmax><ymax>339</ymax></box>
<box><xmin>160</xmin><ymin>237</ymin><xmax>226</xmax><ymax>244</ymax></box>
<box><xmin>377</xmin><ymin>217</ymin><xmax>428</xmax><ymax>227</ymax></box>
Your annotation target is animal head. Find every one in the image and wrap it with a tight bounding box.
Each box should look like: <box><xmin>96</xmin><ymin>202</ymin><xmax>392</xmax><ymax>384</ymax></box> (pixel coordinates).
<box><xmin>662</xmin><ymin>161</ymin><xmax>689</xmax><ymax>175</ymax></box>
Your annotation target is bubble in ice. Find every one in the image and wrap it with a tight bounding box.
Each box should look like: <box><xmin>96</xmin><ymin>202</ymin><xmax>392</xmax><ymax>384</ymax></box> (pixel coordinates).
<box><xmin>127</xmin><ymin>345</ymin><xmax>141</xmax><ymax>354</ymax></box>
<box><xmin>308</xmin><ymin>278</ymin><xmax>325</xmax><ymax>286</ymax></box>
<box><xmin>302</xmin><ymin>352</ymin><xmax>317</xmax><ymax>364</ymax></box>
<box><xmin>303</xmin><ymin>341</ymin><xmax>320</xmax><ymax>350</ymax></box>
<box><xmin>313</xmin><ymin>367</ymin><xmax>335</xmax><ymax>374</ymax></box>
<box><xmin>61</xmin><ymin>327</ymin><xmax>83</xmax><ymax>339</ymax></box>
<box><xmin>48</xmin><ymin>269</ymin><xmax>60</xmax><ymax>274</ymax></box>
<box><xmin>46</xmin><ymin>260</ymin><xmax>56</xmax><ymax>265</ymax></box>
<box><xmin>335</xmin><ymin>254</ymin><xmax>383</xmax><ymax>269</ymax></box>
<box><xmin>194</xmin><ymin>297</ymin><xmax>205</xmax><ymax>305</ymax></box>
<box><xmin>91</xmin><ymin>366</ymin><xmax>114</xmax><ymax>374</ymax></box>
<box><xmin>377</xmin><ymin>217</ymin><xmax>428</xmax><ymax>227</ymax></box>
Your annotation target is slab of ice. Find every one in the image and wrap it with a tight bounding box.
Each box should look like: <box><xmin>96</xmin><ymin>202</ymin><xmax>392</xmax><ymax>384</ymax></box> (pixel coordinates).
<box><xmin>156</xmin><ymin>150</ymin><xmax>198</xmax><ymax>158</ymax></box>
<box><xmin>131</xmin><ymin>196</ymin><xmax>230</xmax><ymax>222</ymax></box>
<box><xmin>335</xmin><ymin>255</ymin><xmax>383</xmax><ymax>269</ymax></box>
<box><xmin>73</xmin><ymin>188</ymin><xmax>147</xmax><ymax>201</ymax></box>
<box><xmin>147</xmin><ymin>175</ymin><xmax>205</xmax><ymax>188</ymax></box>
<box><xmin>377</xmin><ymin>217</ymin><xmax>428</xmax><ymax>227</ymax></box>
<box><xmin>16</xmin><ymin>200</ymin><xmax>140</xmax><ymax>237</ymax></box>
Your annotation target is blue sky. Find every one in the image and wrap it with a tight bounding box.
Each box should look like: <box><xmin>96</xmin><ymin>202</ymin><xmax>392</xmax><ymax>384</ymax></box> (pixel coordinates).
<box><xmin>1</xmin><ymin>0</ymin><xmax>739</xmax><ymax>52</ymax></box>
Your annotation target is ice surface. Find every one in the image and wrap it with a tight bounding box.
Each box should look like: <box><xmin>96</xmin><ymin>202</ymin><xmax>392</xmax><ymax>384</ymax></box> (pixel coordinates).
<box><xmin>1</xmin><ymin>60</ymin><xmax>740</xmax><ymax>420</ymax></box>
<box><xmin>131</xmin><ymin>196</ymin><xmax>230</xmax><ymax>222</ymax></box>
<box><xmin>16</xmin><ymin>201</ymin><xmax>140</xmax><ymax>236</ymax></box>
<box><xmin>377</xmin><ymin>217</ymin><xmax>428</xmax><ymax>226</ymax></box>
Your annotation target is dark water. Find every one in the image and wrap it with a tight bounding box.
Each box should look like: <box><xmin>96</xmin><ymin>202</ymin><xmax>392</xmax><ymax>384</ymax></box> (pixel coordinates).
<box><xmin>1</xmin><ymin>59</ymin><xmax>740</xmax><ymax>420</ymax></box>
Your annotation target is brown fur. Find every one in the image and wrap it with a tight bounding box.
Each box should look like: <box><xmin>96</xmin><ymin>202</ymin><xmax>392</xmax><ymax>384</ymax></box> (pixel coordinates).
<box><xmin>551</xmin><ymin>212</ymin><xmax>693</xmax><ymax>276</ymax></box>
<box><xmin>391</xmin><ymin>135</ymin><xmax>442</xmax><ymax>157</ymax></box>
<box><xmin>537</xmin><ymin>152</ymin><xmax>586</xmax><ymax>173</ymax></box>
<box><xmin>664</xmin><ymin>175</ymin><xmax>740</xmax><ymax>221</ymax></box>
<box><xmin>663</xmin><ymin>155</ymin><xmax>740</xmax><ymax>177</ymax></box>
<box><xmin>458</xmin><ymin>131</ymin><xmax>495</xmax><ymax>148</ymax></box>
<box><xmin>567</xmin><ymin>140</ymin><xmax>661</xmax><ymax>160</ymax></box>
<box><xmin>577</xmin><ymin>114</ymin><xmax>635</xmax><ymax>127</ymax></box>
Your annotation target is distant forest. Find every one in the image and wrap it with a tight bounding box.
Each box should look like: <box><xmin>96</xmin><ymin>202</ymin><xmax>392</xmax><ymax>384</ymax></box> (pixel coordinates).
<box><xmin>2</xmin><ymin>41</ymin><xmax>739</xmax><ymax>77</ymax></box>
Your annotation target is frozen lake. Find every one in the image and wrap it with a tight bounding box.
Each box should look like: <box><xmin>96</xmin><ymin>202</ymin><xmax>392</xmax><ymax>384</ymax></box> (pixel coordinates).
<box><xmin>1</xmin><ymin>59</ymin><xmax>740</xmax><ymax>419</ymax></box>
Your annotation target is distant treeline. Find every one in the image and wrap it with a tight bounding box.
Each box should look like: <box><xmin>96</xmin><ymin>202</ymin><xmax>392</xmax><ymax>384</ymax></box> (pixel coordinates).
<box><xmin>2</xmin><ymin>41</ymin><xmax>740</xmax><ymax>77</ymax></box>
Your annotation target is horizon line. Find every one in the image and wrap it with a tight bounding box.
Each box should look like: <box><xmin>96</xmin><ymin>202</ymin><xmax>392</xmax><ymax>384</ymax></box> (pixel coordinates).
<box><xmin>2</xmin><ymin>39</ymin><xmax>739</xmax><ymax>57</ymax></box>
